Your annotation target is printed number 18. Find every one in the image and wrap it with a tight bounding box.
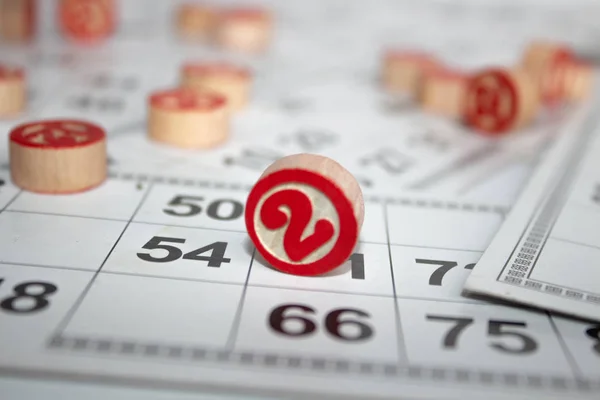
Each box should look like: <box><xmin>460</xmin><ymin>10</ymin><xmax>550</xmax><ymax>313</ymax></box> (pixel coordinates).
<box><xmin>0</xmin><ymin>278</ymin><xmax>58</xmax><ymax>314</ymax></box>
<box><xmin>586</xmin><ymin>326</ymin><xmax>600</xmax><ymax>354</ymax></box>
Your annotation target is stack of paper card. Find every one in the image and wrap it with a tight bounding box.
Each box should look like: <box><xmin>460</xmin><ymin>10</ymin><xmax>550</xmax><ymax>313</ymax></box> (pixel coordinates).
<box><xmin>463</xmin><ymin>73</ymin><xmax>600</xmax><ymax>323</ymax></box>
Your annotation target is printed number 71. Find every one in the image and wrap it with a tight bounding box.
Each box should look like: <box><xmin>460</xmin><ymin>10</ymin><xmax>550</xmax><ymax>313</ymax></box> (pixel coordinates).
<box><xmin>415</xmin><ymin>259</ymin><xmax>475</xmax><ymax>286</ymax></box>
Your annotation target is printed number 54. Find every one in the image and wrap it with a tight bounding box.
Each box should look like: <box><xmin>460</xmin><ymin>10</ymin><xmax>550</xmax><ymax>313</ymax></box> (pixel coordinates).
<box><xmin>137</xmin><ymin>236</ymin><xmax>231</xmax><ymax>267</ymax></box>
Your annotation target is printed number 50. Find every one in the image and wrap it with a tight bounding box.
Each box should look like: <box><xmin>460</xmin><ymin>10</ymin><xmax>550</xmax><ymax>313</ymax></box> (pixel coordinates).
<box><xmin>163</xmin><ymin>195</ymin><xmax>243</xmax><ymax>220</ymax></box>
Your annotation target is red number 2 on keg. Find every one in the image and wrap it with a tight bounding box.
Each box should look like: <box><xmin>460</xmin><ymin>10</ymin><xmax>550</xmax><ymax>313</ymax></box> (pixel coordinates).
<box><xmin>260</xmin><ymin>189</ymin><xmax>334</xmax><ymax>261</ymax></box>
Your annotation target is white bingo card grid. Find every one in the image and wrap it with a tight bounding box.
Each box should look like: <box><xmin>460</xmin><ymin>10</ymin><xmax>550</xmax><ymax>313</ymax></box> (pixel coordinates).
<box><xmin>0</xmin><ymin>172</ymin><xmax>598</xmax><ymax>400</ymax></box>
<box><xmin>1</xmin><ymin>0</ymin><xmax>600</xmax><ymax>399</ymax></box>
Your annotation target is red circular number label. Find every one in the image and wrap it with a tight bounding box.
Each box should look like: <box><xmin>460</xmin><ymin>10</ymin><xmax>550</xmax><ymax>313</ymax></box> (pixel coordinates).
<box><xmin>245</xmin><ymin>169</ymin><xmax>358</xmax><ymax>276</ymax></box>
<box><xmin>150</xmin><ymin>88</ymin><xmax>226</xmax><ymax>111</ymax></box>
<box><xmin>464</xmin><ymin>70</ymin><xmax>518</xmax><ymax>134</ymax></box>
<box><xmin>10</xmin><ymin>120</ymin><xmax>105</xmax><ymax>148</ymax></box>
<box><xmin>60</xmin><ymin>0</ymin><xmax>114</xmax><ymax>40</ymax></box>
<box><xmin>0</xmin><ymin>66</ymin><xmax>24</xmax><ymax>80</ymax></box>
<box><xmin>540</xmin><ymin>50</ymin><xmax>572</xmax><ymax>105</ymax></box>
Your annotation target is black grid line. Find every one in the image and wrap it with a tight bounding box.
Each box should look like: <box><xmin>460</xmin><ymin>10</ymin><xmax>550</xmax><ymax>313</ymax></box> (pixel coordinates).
<box><xmin>383</xmin><ymin>200</ymin><xmax>408</xmax><ymax>365</ymax></box>
<box><xmin>0</xmin><ymin>257</ymin><xmax>497</xmax><ymax>302</ymax></box>
<box><xmin>225</xmin><ymin>248</ymin><xmax>256</xmax><ymax>350</ymax></box>
<box><xmin>3</xmin><ymin>208</ymin><xmax>129</xmax><ymax>223</ymax></box>
<box><xmin>245</xmin><ymin>282</ymin><xmax>394</xmax><ymax>299</ymax></box>
<box><xmin>50</xmin><ymin>183</ymin><xmax>155</xmax><ymax>337</ymax></box>
<box><xmin>1</xmin><ymin>207</ymin><xmax>503</xmax><ymax>251</ymax></box>
<box><xmin>550</xmin><ymin>235</ymin><xmax>600</xmax><ymax>252</ymax></box>
<box><xmin>388</xmin><ymin>242</ymin><xmax>485</xmax><ymax>253</ymax></box>
<box><xmin>546</xmin><ymin>311</ymin><xmax>583</xmax><ymax>378</ymax></box>
<box><xmin>408</xmin><ymin>144</ymin><xmax>500</xmax><ymax>192</ymax></box>
<box><xmin>0</xmin><ymin>189</ymin><xmax>22</xmax><ymax>213</ymax></box>
<box><xmin>129</xmin><ymin>219</ymin><xmax>249</xmax><ymax>235</ymax></box>
<box><xmin>100</xmin><ymin>270</ymin><xmax>249</xmax><ymax>287</ymax></box>
<box><xmin>0</xmin><ymin>261</ymin><xmax>97</xmax><ymax>274</ymax></box>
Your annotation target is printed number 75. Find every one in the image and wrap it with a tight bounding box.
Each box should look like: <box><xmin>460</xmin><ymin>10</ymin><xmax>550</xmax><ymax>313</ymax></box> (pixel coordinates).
<box><xmin>416</xmin><ymin>259</ymin><xmax>475</xmax><ymax>286</ymax></box>
<box><xmin>427</xmin><ymin>315</ymin><xmax>538</xmax><ymax>354</ymax></box>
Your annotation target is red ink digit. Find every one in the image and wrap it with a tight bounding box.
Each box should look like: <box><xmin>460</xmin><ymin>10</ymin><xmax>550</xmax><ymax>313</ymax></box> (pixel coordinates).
<box><xmin>9</xmin><ymin>120</ymin><xmax>105</xmax><ymax>149</ymax></box>
<box><xmin>245</xmin><ymin>168</ymin><xmax>359</xmax><ymax>276</ymax></box>
<box><xmin>260</xmin><ymin>189</ymin><xmax>334</xmax><ymax>262</ymax></box>
<box><xmin>541</xmin><ymin>52</ymin><xmax>571</xmax><ymax>105</ymax></box>
<box><xmin>465</xmin><ymin>69</ymin><xmax>518</xmax><ymax>134</ymax></box>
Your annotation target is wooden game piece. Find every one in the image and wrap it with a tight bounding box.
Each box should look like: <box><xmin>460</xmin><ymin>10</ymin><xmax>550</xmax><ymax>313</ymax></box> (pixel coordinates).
<box><xmin>58</xmin><ymin>0</ymin><xmax>115</xmax><ymax>42</ymax></box>
<box><xmin>245</xmin><ymin>153</ymin><xmax>364</xmax><ymax>276</ymax></box>
<box><xmin>522</xmin><ymin>40</ymin><xmax>574</xmax><ymax>104</ymax></box>
<box><xmin>0</xmin><ymin>0</ymin><xmax>36</xmax><ymax>42</ymax></box>
<box><xmin>538</xmin><ymin>58</ymin><xmax>570</xmax><ymax>106</ymax></box>
<box><xmin>215</xmin><ymin>7</ymin><xmax>272</xmax><ymax>53</ymax></box>
<box><xmin>382</xmin><ymin>50</ymin><xmax>439</xmax><ymax>95</ymax></box>
<box><xmin>148</xmin><ymin>87</ymin><xmax>229</xmax><ymax>149</ymax></box>
<box><xmin>9</xmin><ymin>119</ymin><xmax>107</xmax><ymax>194</ymax></box>
<box><xmin>464</xmin><ymin>68</ymin><xmax>539</xmax><ymax>135</ymax></box>
<box><xmin>0</xmin><ymin>65</ymin><xmax>26</xmax><ymax>117</ymax></box>
<box><xmin>418</xmin><ymin>66</ymin><xmax>468</xmax><ymax>118</ymax></box>
<box><xmin>175</xmin><ymin>3</ymin><xmax>216</xmax><ymax>41</ymax></box>
<box><xmin>180</xmin><ymin>62</ymin><xmax>251</xmax><ymax>112</ymax></box>
<box><xmin>522</xmin><ymin>40</ymin><xmax>573</xmax><ymax>72</ymax></box>
<box><xmin>562</xmin><ymin>59</ymin><xmax>594</xmax><ymax>101</ymax></box>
